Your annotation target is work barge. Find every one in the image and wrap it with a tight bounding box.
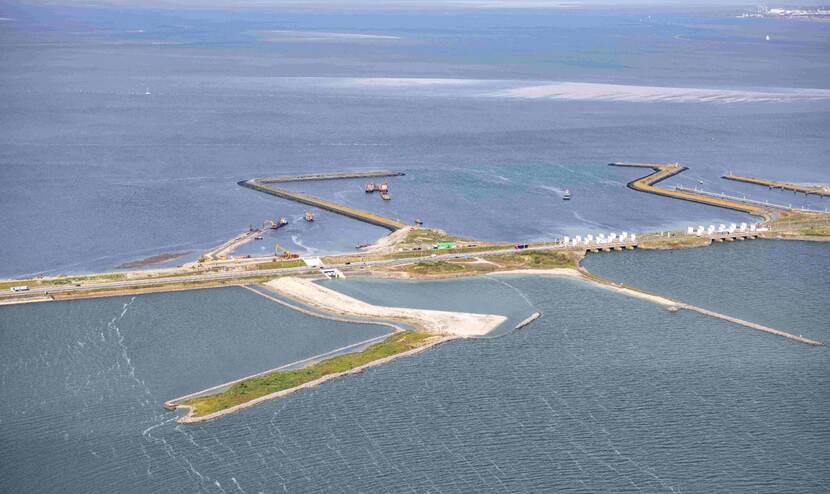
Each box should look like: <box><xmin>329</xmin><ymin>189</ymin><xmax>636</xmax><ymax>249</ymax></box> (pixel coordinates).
<box><xmin>239</xmin><ymin>170</ymin><xmax>408</xmax><ymax>231</ymax></box>
<box><xmin>610</xmin><ymin>162</ymin><xmax>768</xmax><ymax>217</ymax></box>
<box><xmin>722</xmin><ymin>173</ymin><xmax>830</xmax><ymax>198</ymax></box>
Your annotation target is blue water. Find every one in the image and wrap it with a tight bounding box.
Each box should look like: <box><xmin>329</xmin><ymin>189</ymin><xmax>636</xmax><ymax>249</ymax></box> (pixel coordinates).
<box><xmin>1</xmin><ymin>4</ymin><xmax>829</xmax><ymax>277</ymax></box>
<box><xmin>2</xmin><ymin>249</ymin><xmax>829</xmax><ymax>492</ymax></box>
<box><xmin>582</xmin><ymin>239</ymin><xmax>830</xmax><ymax>341</ymax></box>
<box><xmin>0</xmin><ymin>286</ymin><xmax>396</xmax><ymax>493</ymax></box>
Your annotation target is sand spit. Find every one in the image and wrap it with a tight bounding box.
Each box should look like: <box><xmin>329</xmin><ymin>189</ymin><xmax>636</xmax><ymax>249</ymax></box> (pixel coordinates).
<box><xmin>265</xmin><ymin>277</ymin><xmax>506</xmax><ymax>337</ymax></box>
<box><xmin>488</xmin><ymin>268</ymin><xmax>583</xmax><ymax>278</ymax></box>
<box><xmin>166</xmin><ymin>278</ymin><xmax>506</xmax><ymax>423</ymax></box>
<box><xmin>173</xmin><ymin>335</ymin><xmax>455</xmax><ymax>424</ymax></box>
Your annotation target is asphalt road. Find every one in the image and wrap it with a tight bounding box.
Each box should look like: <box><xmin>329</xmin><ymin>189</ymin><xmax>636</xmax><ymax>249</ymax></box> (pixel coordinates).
<box><xmin>2</xmin><ymin>241</ymin><xmax>642</xmax><ymax>300</ymax></box>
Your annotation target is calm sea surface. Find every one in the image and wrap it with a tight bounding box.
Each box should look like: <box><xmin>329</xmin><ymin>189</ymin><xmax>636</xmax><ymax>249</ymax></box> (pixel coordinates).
<box><xmin>1</xmin><ymin>4</ymin><xmax>829</xmax><ymax>277</ymax></box>
<box><xmin>1</xmin><ymin>242</ymin><xmax>828</xmax><ymax>492</ymax></box>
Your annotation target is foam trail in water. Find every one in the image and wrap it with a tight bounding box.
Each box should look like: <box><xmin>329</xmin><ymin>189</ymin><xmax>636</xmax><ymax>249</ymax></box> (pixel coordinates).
<box><xmin>291</xmin><ymin>234</ymin><xmax>316</xmax><ymax>254</ymax></box>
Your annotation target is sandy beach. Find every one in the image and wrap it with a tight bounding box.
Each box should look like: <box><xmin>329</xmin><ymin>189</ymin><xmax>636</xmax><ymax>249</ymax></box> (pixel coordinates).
<box><xmin>488</xmin><ymin>267</ymin><xmax>677</xmax><ymax>306</ymax></box>
<box><xmin>265</xmin><ymin>277</ymin><xmax>506</xmax><ymax>337</ymax></box>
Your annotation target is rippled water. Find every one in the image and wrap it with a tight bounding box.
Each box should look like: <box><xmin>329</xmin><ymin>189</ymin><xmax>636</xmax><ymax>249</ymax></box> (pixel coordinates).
<box><xmin>2</xmin><ymin>258</ymin><xmax>828</xmax><ymax>492</ymax></box>
<box><xmin>0</xmin><ymin>287</ymin><xmax>393</xmax><ymax>492</ymax></box>
<box><xmin>582</xmin><ymin>239</ymin><xmax>830</xmax><ymax>341</ymax></box>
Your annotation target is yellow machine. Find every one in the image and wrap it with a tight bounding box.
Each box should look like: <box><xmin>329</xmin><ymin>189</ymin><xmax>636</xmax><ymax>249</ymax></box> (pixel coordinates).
<box><xmin>274</xmin><ymin>243</ymin><xmax>299</xmax><ymax>260</ymax></box>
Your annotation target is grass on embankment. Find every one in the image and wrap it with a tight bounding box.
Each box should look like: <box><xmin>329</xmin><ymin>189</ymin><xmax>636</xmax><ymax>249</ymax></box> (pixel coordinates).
<box><xmin>390</xmin><ymin>250</ymin><xmax>581</xmax><ymax>277</ymax></box>
<box><xmin>486</xmin><ymin>250</ymin><xmax>581</xmax><ymax>269</ymax></box>
<box><xmin>180</xmin><ymin>331</ymin><xmax>433</xmax><ymax>418</ymax></box>
<box><xmin>636</xmin><ymin>235</ymin><xmax>712</xmax><ymax>250</ymax></box>
<box><xmin>0</xmin><ymin>273</ymin><xmax>127</xmax><ymax>291</ymax></box>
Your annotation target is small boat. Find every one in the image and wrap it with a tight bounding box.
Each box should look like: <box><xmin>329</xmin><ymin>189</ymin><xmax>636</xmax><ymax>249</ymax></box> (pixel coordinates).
<box><xmin>563</xmin><ymin>189</ymin><xmax>572</xmax><ymax>200</ymax></box>
<box><xmin>380</xmin><ymin>192</ymin><xmax>391</xmax><ymax>200</ymax></box>
<box><xmin>378</xmin><ymin>183</ymin><xmax>389</xmax><ymax>192</ymax></box>
<box><xmin>144</xmin><ymin>88</ymin><xmax>151</xmax><ymax>95</ymax></box>
<box><xmin>254</xmin><ymin>235</ymin><xmax>263</xmax><ymax>240</ymax></box>
<box><xmin>304</xmin><ymin>211</ymin><xmax>315</xmax><ymax>222</ymax></box>
<box><xmin>415</xmin><ymin>218</ymin><xmax>423</xmax><ymax>225</ymax></box>
<box><xmin>365</xmin><ymin>183</ymin><xmax>375</xmax><ymax>193</ymax></box>
<box><xmin>278</xmin><ymin>216</ymin><xmax>288</xmax><ymax>226</ymax></box>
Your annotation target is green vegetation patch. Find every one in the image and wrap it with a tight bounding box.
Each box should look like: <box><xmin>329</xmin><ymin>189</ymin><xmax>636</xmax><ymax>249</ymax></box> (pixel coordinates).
<box><xmin>400</xmin><ymin>228</ymin><xmax>473</xmax><ymax>247</ymax></box>
<box><xmin>181</xmin><ymin>331</ymin><xmax>433</xmax><ymax>417</ymax></box>
<box><xmin>791</xmin><ymin>225</ymin><xmax>830</xmax><ymax>237</ymax></box>
<box><xmin>488</xmin><ymin>250</ymin><xmax>579</xmax><ymax>269</ymax></box>
<box><xmin>402</xmin><ymin>260</ymin><xmax>470</xmax><ymax>275</ymax></box>
<box><xmin>249</xmin><ymin>259</ymin><xmax>306</xmax><ymax>270</ymax></box>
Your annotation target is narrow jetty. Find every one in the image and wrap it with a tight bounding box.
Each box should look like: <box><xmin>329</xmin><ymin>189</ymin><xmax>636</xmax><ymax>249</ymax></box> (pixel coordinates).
<box><xmin>513</xmin><ymin>312</ymin><xmax>541</xmax><ymax>331</ymax></box>
<box><xmin>240</xmin><ymin>170</ymin><xmax>408</xmax><ymax>231</ymax></box>
<box><xmin>723</xmin><ymin>173</ymin><xmax>830</xmax><ymax>197</ymax></box>
<box><xmin>681</xmin><ymin>304</ymin><xmax>823</xmax><ymax>347</ymax></box>
<box><xmin>258</xmin><ymin>170</ymin><xmax>404</xmax><ymax>184</ymax></box>
<box><xmin>203</xmin><ymin>228</ymin><xmax>262</xmax><ymax>260</ymax></box>
<box><xmin>610</xmin><ymin>163</ymin><xmax>768</xmax><ymax>216</ymax></box>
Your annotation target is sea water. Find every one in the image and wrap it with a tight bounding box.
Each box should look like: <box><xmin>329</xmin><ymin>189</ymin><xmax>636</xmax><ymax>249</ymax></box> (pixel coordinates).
<box><xmin>1</xmin><ymin>5</ymin><xmax>829</xmax><ymax>277</ymax></box>
<box><xmin>582</xmin><ymin>239</ymin><xmax>830</xmax><ymax>341</ymax></box>
<box><xmin>2</xmin><ymin>252</ymin><xmax>828</xmax><ymax>492</ymax></box>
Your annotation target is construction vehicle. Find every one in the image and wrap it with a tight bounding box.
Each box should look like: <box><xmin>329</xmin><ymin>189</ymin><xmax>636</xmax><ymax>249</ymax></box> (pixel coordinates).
<box><xmin>274</xmin><ymin>243</ymin><xmax>299</xmax><ymax>260</ymax></box>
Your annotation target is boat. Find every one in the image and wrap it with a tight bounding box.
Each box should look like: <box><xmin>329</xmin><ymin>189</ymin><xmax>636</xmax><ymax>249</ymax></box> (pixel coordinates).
<box><xmin>563</xmin><ymin>189</ymin><xmax>572</xmax><ymax>200</ymax></box>
<box><xmin>304</xmin><ymin>211</ymin><xmax>315</xmax><ymax>222</ymax></box>
<box><xmin>378</xmin><ymin>182</ymin><xmax>389</xmax><ymax>192</ymax></box>
<box><xmin>380</xmin><ymin>192</ymin><xmax>391</xmax><ymax>200</ymax></box>
<box><xmin>415</xmin><ymin>218</ymin><xmax>423</xmax><ymax>225</ymax></box>
<box><xmin>144</xmin><ymin>88</ymin><xmax>151</xmax><ymax>95</ymax></box>
<box><xmin>278</xmin><ymin>216</ymin><xmax>288</xmax><ymax>226</ymax></box>
<box><xmin>365</xmin><ymin>183</ymin><xmax>375</xmax><ymax>193</ymax></box>
<box><xmin>254</xmin><ymin>235</ymin><xmax>263</xmax><ymax>240</ymax></box>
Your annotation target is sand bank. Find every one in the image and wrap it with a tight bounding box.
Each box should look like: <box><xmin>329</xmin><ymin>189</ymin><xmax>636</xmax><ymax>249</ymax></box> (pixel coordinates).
<box><xmin>487</xmin><ymin>268</ymin><xmax>582</xmax><ymax>278</ymax></box>
<box><xmin>265</xmin><ymin>277</ymin><xmax>506</xmax><ymax>337</ymax></box>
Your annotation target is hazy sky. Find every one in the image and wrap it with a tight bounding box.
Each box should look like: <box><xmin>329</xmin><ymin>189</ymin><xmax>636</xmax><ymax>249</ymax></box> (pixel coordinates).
<box><xmin>5</xmin><ymin>0</ymin><xmax>821</xmax><ymax>12</ymax></box>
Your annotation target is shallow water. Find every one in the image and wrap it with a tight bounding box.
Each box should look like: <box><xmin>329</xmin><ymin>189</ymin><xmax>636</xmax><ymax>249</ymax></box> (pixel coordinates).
<box><xmin>2</xmin><ymin>262</ymin><xmax>828</xmax><ymax>492</ymax></box>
